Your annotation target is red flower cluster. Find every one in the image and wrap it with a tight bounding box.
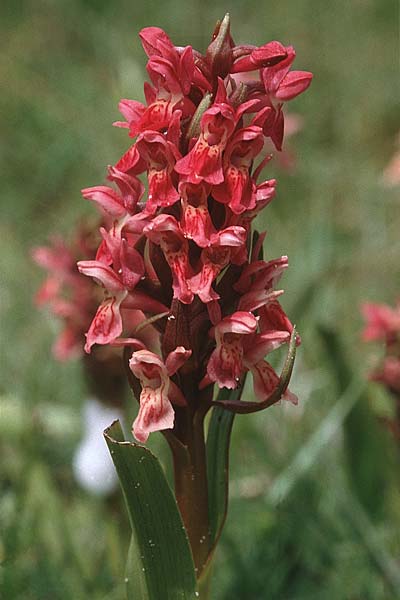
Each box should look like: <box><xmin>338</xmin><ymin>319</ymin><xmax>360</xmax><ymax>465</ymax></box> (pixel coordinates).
<box><xmin>78</xmin><ymin>16</ymin><xmax>312</xmax><ymax>442</ymax></box>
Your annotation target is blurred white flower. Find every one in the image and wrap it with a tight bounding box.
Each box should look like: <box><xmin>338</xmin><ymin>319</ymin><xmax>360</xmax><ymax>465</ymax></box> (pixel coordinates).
<box><xmin>73</xmin><ymin>397</ymin><xmax>123</xmax><ymax>495</ymax></box>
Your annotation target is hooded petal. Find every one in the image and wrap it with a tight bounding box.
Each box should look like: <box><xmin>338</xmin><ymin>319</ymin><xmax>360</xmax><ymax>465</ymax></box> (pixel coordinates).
<box><xmin>212</xmin><ymin>126</ymin><xmax>264</xmax><ymax>214</ymax></box>
<box><xmin>107</xmin><ymin>166</ymin><xmax>145</xmax><ymax>213</ymax></box>
<box><xmin>275</xmin><ymin>71</ymin><xmax>313</xmax><ymax>101</ymax></box>
<box><xmin>81</xmin><ymin>186</ymin><xmax>126</xmax><ymax>218</ymax></box>
<box><xmin>77</xmin><ymin>260</ymin><xmax>125</xmax><ymax>294</ymax></box>
<box><xmin>259</xmin><ymin>299</ymin><xmax>294</xmax><ymax>335</ymax></box>
<box><xmin>119</xmin><ymin>239</ymin><xmax>145</xmax><ymax>290</ymax></box>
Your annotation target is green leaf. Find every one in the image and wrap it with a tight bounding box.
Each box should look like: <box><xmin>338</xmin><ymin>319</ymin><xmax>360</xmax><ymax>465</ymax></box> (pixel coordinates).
<box><xmin>104</xmin><ymin>421</ymin><xmax>197</xmax><ymax>600</ymax></box>
<box><xmin>206</xmin><ymin>382</ymin><xmax>245</xmax><ymax>547</ymax></box>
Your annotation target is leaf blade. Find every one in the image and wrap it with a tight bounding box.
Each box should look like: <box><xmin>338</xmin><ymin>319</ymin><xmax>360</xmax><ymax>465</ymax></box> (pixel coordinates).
<box><xmin>104</xmin><ymin>421</ymin><xmax>197</xmax><ymax>600</ymax></box>
<box><xmin>207</xmin><ymin>382</ymin><xmax>246</xmax><ymax>547</ymax></box>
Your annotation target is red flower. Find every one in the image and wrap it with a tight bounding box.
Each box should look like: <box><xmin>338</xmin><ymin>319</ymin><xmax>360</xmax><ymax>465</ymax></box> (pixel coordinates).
<box><xmin>144</xmin><ymin>215</ymin><xmax>194</xmax><ymax>304</ymax></box>
<box><xmin>115</xmin><ymin>130</ymin><xmax>181</xmax><ymax>213</ymax></box>
<box><xmin>260</xmin><ymin>48</ymin><xmax>313</xmax><ymax>150</ymax></box>
<box><xmin>179</xmin><ymin>181</ymin><xmax>216</xmax><ymax>247</ymax></box>
<box><xmin>175</xmin><ymin>100</ymin><xmax>236</xmax><ymax>185</ymax></box>
<box><xmin>212</xmin><ymin>125</ymin><xmax>264</xmax><ymax>214</ymax></box>
<box><xmin>190</xmin><ymin>226</ymin><xmax>246</xmax><ymax>303</ymax></box>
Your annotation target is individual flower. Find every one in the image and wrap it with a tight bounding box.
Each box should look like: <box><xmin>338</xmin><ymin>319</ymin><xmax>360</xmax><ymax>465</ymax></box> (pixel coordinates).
<box><xmin>260</xmin><ymin>48</ymin><xmax>312</xmax><ymax>150</ymax></box>
<box><xmin>130</xmin><ymin>347</ymin><xmax>190</xmax><ymax>442</ymax></box>
<box><xmin>212</xmin><ymin>124</ymin><xmax>265</xmax><ymax>214</ymax></box>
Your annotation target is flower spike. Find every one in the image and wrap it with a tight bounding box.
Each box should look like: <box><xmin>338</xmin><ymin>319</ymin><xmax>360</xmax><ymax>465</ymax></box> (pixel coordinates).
<box><xmin>76</xmin><ymin>16</ymin><xmax>311</xmax><ymax>440</ymax></box>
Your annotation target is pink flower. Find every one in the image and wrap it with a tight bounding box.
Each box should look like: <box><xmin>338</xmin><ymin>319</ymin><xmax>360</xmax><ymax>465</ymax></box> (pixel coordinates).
<box><xmin>130</xmin><ymin>347</ymin><xmax>190</xmax><ymax>442</ymax></box>
<box><xmin>206</xmin><ymin>311</ymin><xmax>257</xmax><ymax>387</ymax></box>
<box><xmin>236</xmin><ymin>257</ymin><xmax>289</xmax><ymax>313</ymax></box>
<box><xmin>205</xmin><ymin>311</ymin><xmax>297</xmax><ymax>403</ymax></box>
<box><xmin>231</xmin><ymin>41</ymin><xmax>289</xmax><ymax>73</ymax></box>
<box><xmin>78</xmin><ymin>242</ymin><xmax>167</xmax><ymax>352</ymax></box>
<box><xmin>190</xmin><ymin>226</ymin><xmax>247</xmax><ymax>303</ymax></box>
<box><xmin>114</xmin><ymin>29</ymin><xmax>208</xmax><ymax>137</ymax></box>
<box><xmin>77</xmin><ymin>261</ymin><xmax>129</xmax><ymax>352</ymax></box>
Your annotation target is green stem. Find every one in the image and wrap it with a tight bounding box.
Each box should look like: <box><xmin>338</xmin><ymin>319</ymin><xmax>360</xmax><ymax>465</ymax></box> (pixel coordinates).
<box><xmin>197</xmin><ymin>560</ymin><xmax>213</xmax><ymax>599</ymax></box>
<box><xmin>171</xmin><ymin>404</ymin><xmax>211</xmax><ymax>577</ymax></box>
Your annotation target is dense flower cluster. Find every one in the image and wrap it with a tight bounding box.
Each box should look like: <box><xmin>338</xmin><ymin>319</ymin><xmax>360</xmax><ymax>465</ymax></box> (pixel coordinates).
<box><xmin>362</xmin><ymin>301</ymin><xmax>400</xmax><ymax>396</ymax></box>
<box><xmin>78</xmin><ymin>17</ymin><xmax>312</xmax><ymax>442</ymax></box>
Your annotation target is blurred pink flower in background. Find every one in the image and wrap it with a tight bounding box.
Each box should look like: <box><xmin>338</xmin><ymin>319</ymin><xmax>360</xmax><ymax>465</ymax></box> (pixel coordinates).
<box><xmin>362</xmin><ymin>299</ymin><xmax>400</xmax><ymax>440</ymax></box>
<box><xmin>32</xmin><ymin>226</ymin><xmax>100</xmax><ymax>361</ymax></box>
<box><xmin>382</xmin><ymin>131</ymin><xmax>400</xmax><ymax>188</ymax></box>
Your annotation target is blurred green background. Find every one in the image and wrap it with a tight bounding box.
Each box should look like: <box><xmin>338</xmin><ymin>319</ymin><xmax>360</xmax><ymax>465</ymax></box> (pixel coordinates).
<box><xmin>1</xmin><ymin>0</ymin><xmax>399</xmax><ymax>598</ymax></box>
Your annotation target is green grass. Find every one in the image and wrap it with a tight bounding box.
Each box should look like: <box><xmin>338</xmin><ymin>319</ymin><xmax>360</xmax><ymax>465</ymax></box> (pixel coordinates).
<box><xmin>1</xmin><ymin>0</ymin><xmax>399</xmax><ymax>598</ymax></box>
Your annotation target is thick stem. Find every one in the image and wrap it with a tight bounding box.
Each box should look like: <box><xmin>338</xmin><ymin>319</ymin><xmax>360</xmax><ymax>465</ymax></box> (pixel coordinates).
<box><xmin>172</xmin><ymin>405</ymin><xmax>211</xmax><ymax>576</ymax></box>
<box><xmin>197</xmin><ymin>560</ymin><xmax>213</xmax><ymax>599</ymax></box>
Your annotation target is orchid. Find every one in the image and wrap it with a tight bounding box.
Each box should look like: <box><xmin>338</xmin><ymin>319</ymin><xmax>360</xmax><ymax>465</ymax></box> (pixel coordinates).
<box><xmin>77</xmin><ymin>14</ymin><xmax>312</xmax><ymax>596</ymax></box>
